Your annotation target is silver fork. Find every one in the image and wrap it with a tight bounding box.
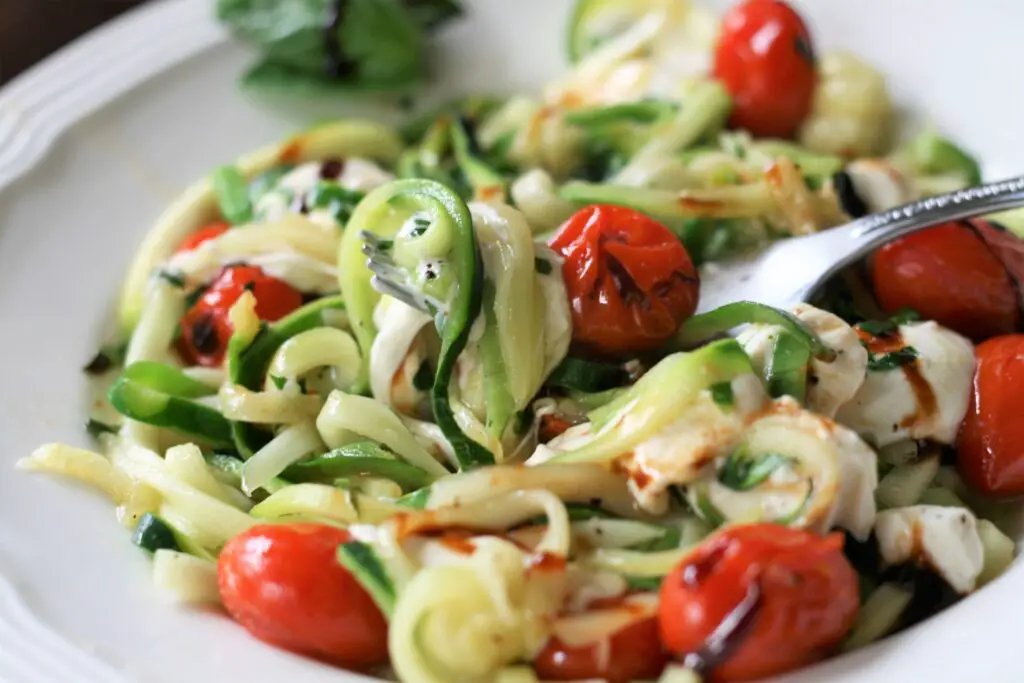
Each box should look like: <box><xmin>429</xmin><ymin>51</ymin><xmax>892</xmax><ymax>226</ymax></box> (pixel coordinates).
<box><xmin>361</xmin><ymin>232</ymin><xmax>445</xmax><ymax>315</ymax></box>
<box><xmin>697</xmin><ymin>175</ymin><xmax>1024</xmax><ymax>313</ymax></box>
<box><xmin>363</xmin><ymin>176</ymin><xmax>1024</xmax><ymax>316</ymax></box>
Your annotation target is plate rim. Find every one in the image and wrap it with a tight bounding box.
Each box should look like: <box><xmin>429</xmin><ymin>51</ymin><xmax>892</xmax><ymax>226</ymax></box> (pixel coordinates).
<box><xmin>0</xmin><ymin>2</ymin><xmax>222</xmax><ymax>679</ymax></box>
<box><xmin>0</xmin><ymin>0</ymin><xmax>225</xmax><ymax>194</ymax></box>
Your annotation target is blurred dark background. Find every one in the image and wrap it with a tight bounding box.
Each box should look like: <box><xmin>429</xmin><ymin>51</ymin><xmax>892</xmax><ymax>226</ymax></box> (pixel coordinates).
<box><xmin>0</xmin><ymin>0</ymin><xmax>147</xmax><ymax>84</ymax></box>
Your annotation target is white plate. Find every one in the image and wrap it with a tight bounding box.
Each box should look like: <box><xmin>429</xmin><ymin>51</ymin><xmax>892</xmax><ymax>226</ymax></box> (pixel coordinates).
<box><xmin>0</xmin><ymin>0</ymin><xmax>1021</xmax><ymax>681</ymax></box>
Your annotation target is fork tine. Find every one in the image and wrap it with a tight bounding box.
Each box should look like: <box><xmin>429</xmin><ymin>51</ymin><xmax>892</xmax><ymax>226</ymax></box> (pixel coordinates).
<box><xmin>371</xmin><ymin>275</ymin><xmax>430</xmax><ymax>313</ymax></box>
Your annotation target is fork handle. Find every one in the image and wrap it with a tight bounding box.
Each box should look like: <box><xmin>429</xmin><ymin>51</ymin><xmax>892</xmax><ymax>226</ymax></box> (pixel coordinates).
<box><xmin>846</xmin><ymin>174</ymin><xmax>1024</xmax><ymax>254</ymax></box>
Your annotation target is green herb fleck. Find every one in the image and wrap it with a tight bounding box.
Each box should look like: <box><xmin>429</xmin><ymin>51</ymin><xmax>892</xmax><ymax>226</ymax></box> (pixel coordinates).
<box><xmin>270</xmin><ymin>375</ymin><xmax>287</xmax><ymax>390</ymax></box>
<box><xmin>857</xmin><ymin>319</ymin><xmax>897</xmax><ymax>337</ymax></box>
<box><xmin>710</xmin><ymin>381</ymin><xmax>734</xmax><ymax>407</ymax></box>
<box><xmin>309</xmin><ymin>183</ymin><xmax>365</xmax><ymax>226</ymax></box>
<box><xmin>867</xmin><ymin>346</ymin><xmax>919</xmax><ymax>371</ymax></box>
<box><xmin>718</xmin><ymin>450</ymin><xmax>792</xmax><ymax>491</ymax></box>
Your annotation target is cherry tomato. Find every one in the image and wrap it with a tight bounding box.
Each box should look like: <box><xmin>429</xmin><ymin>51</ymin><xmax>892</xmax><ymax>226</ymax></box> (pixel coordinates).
<box><xmin>533</xmin><ymin>599</ymin><xmax>669</xmax><ymax>683</ymax></box>
<box><xmin>178</xmin><ymin>265</ymin><xmax>303</xmax><ymax>367</ymax></box>
<box><xmin>176</xmin><ymin>222</ymin><xmax>230</xmax><ymax>253</ymax></box>
<box><xmin>659</xmin><ymin>524</ymin><xmax>858</xmax><ymax>682</ymax></box>
<box><xmin>712</xmin><ymin>0</ymin><xmax>817</xmax><ymax>138</ymax></box>
<box><xmin>871</xmin><ymin>221</ymin><xmax>1020</xmax><ymax>342</ymax></box>
<box><xmin>218</xmin><ymin>524</ymin><xmax>389</xmax><ymax>669</ymax></box>
<box><xmin>549</xmin><ymin>205</ymin><xmax>699</xmax><ymax>357</ymax></box>
<box><xmin>957</xmin><ymin>335</ymin><xmax>1024</xmax><ymax>496</ymax></box>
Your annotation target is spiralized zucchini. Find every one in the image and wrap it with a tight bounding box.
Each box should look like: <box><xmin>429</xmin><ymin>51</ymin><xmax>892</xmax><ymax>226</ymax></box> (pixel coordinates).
<box><xmin>28</xmin><ymin>9</ymin><xmax>1015</xmax><ymax>683</ymax></box>
<box><xmin>798</xmin><ymin>51</ymin><xmax>894</xmax><ymax>158</ymax></box>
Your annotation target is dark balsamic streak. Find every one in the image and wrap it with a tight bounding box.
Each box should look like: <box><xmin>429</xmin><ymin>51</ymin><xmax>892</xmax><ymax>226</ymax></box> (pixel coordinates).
<box><xmin>683</xmin><ymin>581</ymin><xmax>763</xmax><ymax>675</ymax></box>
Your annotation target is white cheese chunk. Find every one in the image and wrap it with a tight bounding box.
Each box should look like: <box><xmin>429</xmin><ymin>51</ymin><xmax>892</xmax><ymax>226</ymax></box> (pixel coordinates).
<box><xmin>843</xmin><ymin>159</ymin><xmax>913</xmax><ymax>213</ymax></box>
<box><xmin>738</xmin><ymin>303</ymin><xmax>867</xmax><ymax>417</ymax></box>
<box><xmin>875</xmin><ymin>505</ymin><xmax>984</xmax><ymax>594</ymax></box>
<box><xmin>836</xmin><ymin>322</ymin><xmax>974</xmax><ymax>447</ymax></box>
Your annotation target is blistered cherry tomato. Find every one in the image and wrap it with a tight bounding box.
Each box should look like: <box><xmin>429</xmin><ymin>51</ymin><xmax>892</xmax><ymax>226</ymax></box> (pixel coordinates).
<box><xmin>175</xmin><ymin>222</ymin><xmax>230</xmax><ymax>253</ymax></box>
<box><xmin>178</xmin><ymin>265</ymin><xmax>303</xmax><ymax>367</ymax></box>
<box><xmin>713</xmin><ymin>0</ymin><xmax>817</xmax><ymax>138</ymax></box>
<box><xmin>957</xmin><ymin>335</ymin><xmax>1024</xmax><ymax>496</ymax></box>
<box><xmin>549</xmin><ymin>205</ymin><xmax>699</xmax><ymax>357</ymax></box>
<box><xmin>218</xmin><ymin>524</ymin><xmax>389</xmax><ymax>669</ymax></box>
<box><xmin>533</xmin><ymin>598</ymin><xmax>669</xmax><ymax>683</ymax></box>
<box><xmin>871</xmin><ymin>221</ymin><xmax>1019</xmax><ymax>342</ymax></box>
<box><xmin>659</xmin><ymin>524</ymin><xmax>858</xmax><ymax>682</ymax></box>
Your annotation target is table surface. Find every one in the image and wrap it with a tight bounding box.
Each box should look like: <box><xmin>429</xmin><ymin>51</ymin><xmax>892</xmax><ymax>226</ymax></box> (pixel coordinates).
<box><xmin>0</xmin><ymin>0</ymin><xmax>147</xmax><ymax>85</ymax></box>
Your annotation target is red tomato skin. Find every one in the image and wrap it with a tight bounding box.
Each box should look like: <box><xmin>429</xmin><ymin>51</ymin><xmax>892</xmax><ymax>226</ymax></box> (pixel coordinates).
<box><xmin>178</xmin><ymin>265</ymin><xmax>304</xmax><ymax>367</ymax></box>
<box><xmin>549</xmin><ymin>205</ymin><xmax>699</xmax><ymax>358</ymax></box>
<box><xmin>712</xmin><ymin>0</ymin><xmax>817</xmax><ymax>138</ymax></box>
<box><xmin>218</xmin><ymin>524</ymin><xmax>389</xmax><ymax>669</ymax></box>
<box><xmin>176</xmin><ymin>222</ymin><xmax>230</xmax><ymax>253</ymax></box>
<box><xmin>957</xmin><ymin>335</ymin><xmax>1024</xmax><ymax>496</ymax></box>
<box><xmin>871</xmin><ymin>221</ymin><xmax>1019</xmax><ymax>342</ymax></box>
<box><xmin>659</xmin><ymin>524</ymin><xmax>859</xmax><ymax>683</ymax></box>
<box><xmin>533</xmin><ymin>608</ymin><xmax>669</xmax><ymax>682</ymax></box>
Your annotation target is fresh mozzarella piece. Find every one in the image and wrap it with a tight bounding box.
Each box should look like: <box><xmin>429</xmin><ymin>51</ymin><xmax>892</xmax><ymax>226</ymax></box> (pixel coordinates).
<box><xmin>254</xmin><ymin>158</ymin><xmax>393</xmax><ymax>225</ymax></box>
<box><xmin>875</xmin><ymin>505</ymin><xmax>984</xmax><ymax>594</ymax></box>
<box><xmin>738</xmin><ymin>303</ymin><xmax>867</xmax><ymax>417</ymax></box>
<box><xmin>336</xmin><ymin>157</ymin><xmax>395</xmax><ymax>192</ymax></box>
<box><xmin>621</xmin><ymin>374</ymin><xmax>766</xmax><ymax>514</ymax></box>
<box><xmin>700</xmin><ymin>398</ymin><xmax>878</xmax><ymax>540</ymax></box>
<box><xmin>843</xmin><ymin>159</ymin><xmax>914</xmax><ymax>213</ymax></box>
<box><xmin>369</xmin><ymin>298</ymin><xmax>434</xmax><ymax>413</ymax></box>
<box><xmin>836</xmin><ymin>322</ymin><xmax>974</xmax><ymax>447</ymax></box>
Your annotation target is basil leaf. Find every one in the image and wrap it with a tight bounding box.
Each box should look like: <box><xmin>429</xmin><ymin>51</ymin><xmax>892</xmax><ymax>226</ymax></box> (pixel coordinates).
<box><xmin>718</xmin><ymin>451</ymin><xmax>792</xmax><ymax>491</ymax></box>
<box><xmin>212</xmin><ymin>165</ymin><xmax>253</xmax><ymax>224</ymax></box>
<box><xmin>867</xmin><ymin>346</ymin><xmax>919</xmax><ymax>372</ymax></box>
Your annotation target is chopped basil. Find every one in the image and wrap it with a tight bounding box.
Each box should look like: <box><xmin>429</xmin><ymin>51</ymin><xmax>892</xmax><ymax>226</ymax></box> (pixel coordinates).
<box><xmin>718</xmin><ymin>450</ymin><xmax>792</xmax><ymax>491</ymax></box>
<box><xmin>270</xmin><ymin>375</ymin><xmax>287</xmax><ymax>390</ymax></box>
<box><xmin>857</xmin><ymin>319</ymin><xmax>897</xmax><ymax>337</ymax></box>
<box><xmin>86</xmin><ymin>418</ymin><xmax>119</xmax><ymax>439</ymax></box>
<box><xmin>867</xmin><ymin>346</ymin><xmax>919</xmax><ymax>371</ymax></box>
<box><xmin>534</xmin><ymin>257</ymin><xmax>553</xmax><ymax>275</ymax></box>
<box><xmin>696</xmin><ymin>495</ymin><xmax>726</xmax><ymax>527</ymax></box>
<box><xmin>309</xmin><ymin>182</ymin><xmax>365</xmax><ymax>226</ymax></box>
<box><xmin>710</xmin><ymin>381</ymin><xmax>734</xmax><ymax>407</ymax></box>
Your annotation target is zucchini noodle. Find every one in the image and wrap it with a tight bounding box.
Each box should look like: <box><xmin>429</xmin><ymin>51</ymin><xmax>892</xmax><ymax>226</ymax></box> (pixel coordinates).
<box><xmin>265</xmin><ymin>326</ymin><xmax>362</xmax><ymax>393</ymax></box>
<box><xmin>241</xmin><ymin>421</ymin><xmax>325</xmax><ymax>495</ymax></box>
<box><xmin>165</xmin><ymin>443</ymin><xmax>252</xmax><ymax>510</ymax></box>
<box><xmin>317</xmin><ymin>391</ymin><xmax>450</xmax><ymax>478</ymax></box>
<box><xmin>425</xmin><ymin>463</ymin><xmax>641</xmax><ymax>519</ymax></box>
<box><xmin>471</xmin><ymin>203</ymin><xmax>546</xmax><ymax>410</ymax></box>
<box><xmin>218</xmin><ymin>383</ymin><xmax>321</xmax><ymax>424</ymax></box>
<box><xmin>111</xmin><ymin>444</ymin><xmax>254</xmax><ymax>550</ymax></box>
<box><xmin>122</xmin><ymin>279</ymin><xmax>185</xmax><ymax>449</ymax></box>
<box><xmin>580</xmin><ymin>546</ymin><xmax>693</xmax><ymax>577</ymax></box>
<box><xmin>509</xmin><ymin>170</ymin><xmax>577</xmax><ymax>233</ymax></box>
<box><xmin>166</xmin><ymin>216</ymin><xmax>339</xmax><ymax>287</ymax></box>
<box><xmin>798</xmin><ymin>51</ymin><xmax>893</xmax><ymax>157</ymax></box>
